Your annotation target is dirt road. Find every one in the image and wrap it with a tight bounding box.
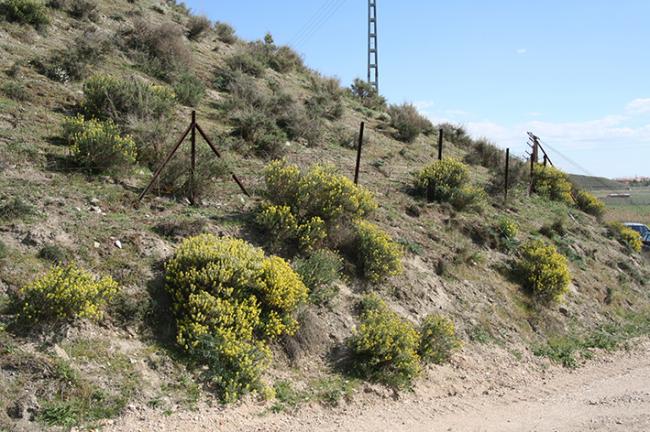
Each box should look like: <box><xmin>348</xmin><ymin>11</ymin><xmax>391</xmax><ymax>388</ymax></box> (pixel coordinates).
<box><xmin>106</xmin><ymin>340</ymin><xmax>650</xmax><ymax>432</ymax></box>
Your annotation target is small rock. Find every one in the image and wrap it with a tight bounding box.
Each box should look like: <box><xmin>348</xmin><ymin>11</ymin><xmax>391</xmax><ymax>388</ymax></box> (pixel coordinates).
<box><xmin>89</xmin><ymin>198</ymin><xmax>100</xmax><ymax>205</ymax></box>
<box><xmin>114</xmin><ymin>240</ymin><xmax>123</xmax><ymax>249</ymax></box>
<box><xmin>93</xmin><ymin>241</ymin><xmax>100</xmax><ymax>249</ymax></box>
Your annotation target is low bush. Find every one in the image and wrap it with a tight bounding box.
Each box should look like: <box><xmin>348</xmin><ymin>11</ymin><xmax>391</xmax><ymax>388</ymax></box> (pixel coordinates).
<box><xmin>186</xmin><ymin>14</ymin><xmax>210</xmax><ymax>40</ymax></box>
<box><xmin>437</xmin><ymin>123</ymin><xmax>472</xmax><ymax>147</ymax></box>
<box><xmin>517</xmin><ymin>240</ymin><xmax>571</xmax><ymax>303</ymax></box>
<box><xmin>0</xmin><ymin>239</ymin><xmax>7</xmax><ymax>259</ymax></box>
<box><xmin>124</xmin><ymin>20</ymin><xmax>191</xmax><ymax>81</ymax></box>
<box><xmin>574</xmin><ymin>189</ymin><xmax>605</xmax><ymax>218</ymax></box>
<box><xmin>388</xmin><ymin>103</ymin><xmax>432</xmax><ymax>143</ymax></box>
<box><xmin>18</xmin><ymin>263</ymin><xmax>119</xmax><ymax>322</ymax></box>
<box><xmin>349</xmin><ymin>78</ymin><xmax>386</xmax><ymax>111</ymax></box>
<box><xmin>67</xmin><ymin>0</ymin><xmax>97</xmax><ymax>21</ymax></box>
<box><xmin>214</xmin><ymin>21</ymin><xmax>236</xmax><ymax>44</ymax></box>
<box><xmin>418</xmin><ymin>314</ymin><xmax>461</xmax><ymax>364</ymax></box>
<box><xmin>225</xmin><ymin>51</ymin><xmax>265</xmax><ymax>77</ymax></box>
<box><xmin>414</xmin><ymin>159</ymin><xmax>483</xmax><ymax>211</ymax></box>
<box><xmin>354</xmin><ymin>220</ymin><xmax>403</xmax><ymax>283</ymax></box>
<box><xmin>33</xmin><ymin>31</ymin><xmax>111</xmax><ymax>82</ymax></box>
<box><xmin>0</xmin><ymin>0</ymin><xmax>49</xmax><ymax>28</ymax></box>
<box><xmin>347</xmin><ymin>294</ymin><xmax>421</xmax><ymax>388</ymax></box>
<box><xmin>229</xmin><ymin>108</ymin><xmax>288</xmax><ymax>159</ymax></box>
<box><xmin>173</xmin><ymin>72</ymin><xmax>205</xmax><ymax>107</ymax></box>
<box><xmin>38</xmin><ymin>244</ymin><xmax>69</xmax><ymax>264</ymax></box>
<box><xmin>532</xmin><ymin>165</ymin><xmax>573</xmax><ymax>204</ymax></box>
<box><xmin>305</xmin><ymin>75</ymin><xmax>344</xmax><ymax>120</ymax></box>
<box><xmin>463</xmin><ymin>138</ymin><xmax>503</xmax><ymax>169</ymax></box>
<box><xmin>165</xmin><ymin>234</ymin><xmax>308</xmax><ymax>402</ymax></box>
<box><xmin>497</xmin><ymin>217</ymin><xmax>518</xmax><ymax>240</ymax></box>
<box><xmin>608</xmin><ymin>222</ymin><xmax>642</xmax><ymax>253</ymax></box>
<box><xmin>0</xmin><ymin>197</ymin><xmax>36</xmax><ymax>221</ymax></box>
<box><xmin>62</xmin><ymin>115</ymin><xmax>137</xmax><ymax>172</ymax></box>
<box><xmin>82</xmin><ymin>74</ymin><xmax>175</xmax><ymax>124</ymax></box>
<box><xmin>1</xmin><ymin>80</ymin><xmax>29</xmax><ymax>100</ymax></box>
<box><xmin>293</xmin><ymin>249</ymin><xmax>343</xmax><ymax>306</ymax></box>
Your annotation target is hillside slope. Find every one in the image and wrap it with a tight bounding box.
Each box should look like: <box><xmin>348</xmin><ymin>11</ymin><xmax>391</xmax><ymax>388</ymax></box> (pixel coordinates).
<box><xmin>1</xmin><ymin>1</ymin><xmax>649</xmax><ymax>431</ymax></box>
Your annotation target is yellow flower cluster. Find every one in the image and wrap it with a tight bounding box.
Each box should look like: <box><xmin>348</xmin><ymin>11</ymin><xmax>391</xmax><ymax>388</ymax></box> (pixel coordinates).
<box><xmin>19</xmin><ymin>264</ymin><xmax>119</xmax><ymax>322</ymax></box>
<box><xmin>532</xmin><ymin>165</ymin><xmax>573</xmax><ymax>204</ymax></box>
<box><xmin>608</xmin><ymin>222</ymin><xmax>643</xmax><ymax>253</ymax></box>
<box><xmin>348</xmin><ymin>294</ymin><xmax>421</xmax><ymax>388</ymax></box>
<box><xmin>255</xmin><ymin>203</ymin><xmax>327</xmax><ymax>251</ymax></box>
<box><xmin>165</xmin><ymin>234</ymin><xmax>308</xmax><ymax>402</ymax></box>
<box><xmin>518</xmin><ymin>240</ymin><xmax>571</xmax><ymax>303</ymax></box>
<box><xmin>62</xmin><ymin>114</ymin><xmax>136</xmax><ymax>171</ymax></box>
<box><xmin>354</xmin><ymin>220</ymin><xmax>403</xmax><ymax>283</ymax></box>
<box><xmin>415</xmin><ymin>158</ymin><xmax>469</xmax><ymax>201</ymax></box>
<box><xmin>497</xmin><ymin>217</ymin><xmax>519</xmax><ymax>240</ymax></box>
<box><xmin>574</xmin><ymin>189</ymin><xmax>605</xmax><ymax>218</ymax></box>
<box><xmin>418</xmin><ymin>313</ymin><xmax>462</xmax><ymax>365</ymax></box>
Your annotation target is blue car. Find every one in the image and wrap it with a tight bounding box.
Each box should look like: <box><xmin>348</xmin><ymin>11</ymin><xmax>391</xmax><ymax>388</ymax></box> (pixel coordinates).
<box><xmin>624</xmin><ymin>223</ymin><xmax>650</xmax><ymax>247</ymax></box>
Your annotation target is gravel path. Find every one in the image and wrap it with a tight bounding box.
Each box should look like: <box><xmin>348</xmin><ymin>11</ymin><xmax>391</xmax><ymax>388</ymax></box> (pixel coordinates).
<box><xmin>104</xmin><ymin>340</ymin><xmax>650</xmax><ymax>432</ymax></box>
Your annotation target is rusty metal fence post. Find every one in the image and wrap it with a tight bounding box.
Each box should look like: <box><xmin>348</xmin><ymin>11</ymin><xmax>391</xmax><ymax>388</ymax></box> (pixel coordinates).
<box><xmin>354</xmin><ymin>122</ymin><xmax>365</xmax><ymax>184</ymax></box>
<box><xmin>438</xmin><ymin>128</ymin><xmax>443</xmax><ymax>160</ymax></box>
<box><xmin>504</xmin><ymin>148</ymin><xmax>510</xmax><ymax>202</ymax></box>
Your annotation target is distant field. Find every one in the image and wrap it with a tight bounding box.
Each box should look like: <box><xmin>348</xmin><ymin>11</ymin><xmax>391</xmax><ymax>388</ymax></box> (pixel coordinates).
<box><xmin>593</xmin><ymin>187</ymin><xmax>650</xmax><ymax>224</ymax></box>
<box><xmin>569</xmin><ymin>174</ymin><xmax>626</xmax><ymax>191</ymax></box>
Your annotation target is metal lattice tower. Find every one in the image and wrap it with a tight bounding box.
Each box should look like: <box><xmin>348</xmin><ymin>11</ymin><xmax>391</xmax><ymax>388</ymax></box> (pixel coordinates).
<box><xmin>367</xmin><ymin>0</ymin><xmax>379</xmax><ymax>91</ymax></box>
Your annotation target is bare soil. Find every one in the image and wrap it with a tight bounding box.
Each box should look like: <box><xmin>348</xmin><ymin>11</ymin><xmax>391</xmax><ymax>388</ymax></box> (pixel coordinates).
<box><xmin>103</xmin><ymin>339</ymin><xmax>650</xmax><ymax>432</ymax></box>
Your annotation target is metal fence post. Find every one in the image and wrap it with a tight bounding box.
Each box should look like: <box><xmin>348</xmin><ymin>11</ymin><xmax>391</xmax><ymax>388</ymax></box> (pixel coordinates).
<box><xmin>438</xmin><ymin>128</ymin><xmax>443</xmax><ymax>160</ymax></box>
<box><xmin>354</xmin><ymin>122</ymin><xmax>365</xmax><ymax>184</ymax></box>
<box><xmin>504</xmin><ymin>148</ymin><xmax>510</xmax><ymax>201</ymax></box>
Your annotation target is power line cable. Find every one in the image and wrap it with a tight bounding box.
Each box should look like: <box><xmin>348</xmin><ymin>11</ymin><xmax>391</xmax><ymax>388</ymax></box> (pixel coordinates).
<box><xmin>288</xmin><ymin>0</ymin><xmax>341</xmax><ymax>47</ymax></box>
<box><xmin>292</xmin><ymin>0</ymin><xmax>348</xmax><ymax>49</ymax></box>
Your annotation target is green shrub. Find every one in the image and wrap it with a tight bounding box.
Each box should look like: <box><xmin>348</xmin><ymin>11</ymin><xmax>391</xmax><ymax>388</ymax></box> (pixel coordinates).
<box><xmin>388</xmin><ymin>103</ymin><xmax>432</xmax><ymax>143</ymax></box>
<box><xmin>214</xmin><ymin>21</ymin><xmax>236</xmax><ymax>44</ymax></box>
<box><xmin>230</xmin><ymin>108</ymin><xmax>288</xmax><ymax>159</ymax></box>
<box><xmin>67</xmin><ymin>0</ymin><xmax>97</xmax><ymax>21</ymax></box>
<box><xmin>518</xmin><ymin>240</ymin><xmax>571</xmax><ymax>303</ymax></box>
<box><xmin>574</xmin><ymin>189</ymin><xmax>605</xmax><ymax>218</ymax></box>
<box><xmin>62</xmin><ymin>115</ymin><xmax>137</xmax><ymax>172</ymax></box>
<box><xmin>1</xmin><ymin>80</ymin><xmax>29</xmax><ymax>101</ymax></box>
<box><xmin>305</xmin><ymin>76</ymin><xmax>344</xmax><ymax>121</ymax></box>
<box><xmin>418</xmin><ymin>314</ymin><xmax>461</xmax><ymax>364</ymax></box>
<box><xmin>0</xmin><ymin>239</ymin><xmax>6</xmax><ymax>259</ymax></box>
<box><xmin>354</xmin><ymin>220</ymin><xmax>403</xmax><ymax>283</ymax></box>
<box><xmin>38</xmin><ymin>244</ymin><xmax>69</xmax><ymax>264</ymax></box>
<box><xmin>532</xmin><ymin>165</ymin><xmax>573</xmax><ymax>204</ymax></box>
<box><xmin>463</xmin><ymin>138</ymin><xmax>503</xmax><ymax>168</ymax></box>
<box><xmin>349</xmin><ymin>78</ymin><xmax>386</xmax><ymax>110</ymax></box>
<box><xmin>165</xmin><ymin>234</ymin><xmax>308</xmax><ymax>402</ymax></box>
<box><xmin>608</xmin><ymin>222</ymin><xmax>643</xmax><ymax>253</ymax></box>
<box><xmin>82</xmin><ymin>74</ymin><xmax>176</xmax><ymax>123</ymax></box>
<box><xmin>186</xmin><ymin>14</ymin><xmax>210</xmax><ymax>40</ymax></box>
<box><xmin>225</xmin><ymin>51</ymin><xmax>265</xmax><ymax>77</ymax></box>
<box><xmin>497</xmin><ymin>217</ymin><xmax>518</xmax><ymax>240</ymax></box>
<box><xmin>0</xmin><ymin>0</ymin><xmax>49</xmax><ymax>28</ymax></box>
<box><xmin>173</xmin><ymin>73</ymin><xmax>205</xmax><ymax>107</ymax></box>
<box><xmin>125</xmin><ymin>20</ymin><xmax>191</xmax><ymax>81</ymax></box>
<box><xmin>437</xmin><ymin>123</ymin><xmax>472</xmax><ymax>147</ymax></box>
<box><xmin>347</xmin><ymin>294</ymin><xmax>420</xmax><ymax>388</ymax></box>
<box><xmin>19</xmin><ymin>264</ymin><xmax>119</xmax><ymax>322</ymax></box>
<box><xmin>0</xmin><ymin>197</ymin><xmax>36</xmax><ymax>221</ymax></box>
<box><xmin>33</xmin><ymin>31</ymin><xmax>111</xmax><ymax>82</ymax></box>
<box><xmin>414</xmin><ymin>159</ymin><xmax>483</xmax><ymax>211</ymax></box>
<box><xmin>293</xmin><ymin>249</ymin><xmax>343</xmax><ymax>306</ymax></box>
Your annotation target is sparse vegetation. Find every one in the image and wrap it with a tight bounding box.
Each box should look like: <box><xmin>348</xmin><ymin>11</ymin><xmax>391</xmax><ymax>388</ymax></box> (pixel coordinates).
<box><xmin>186</xmin><ymin>14</ymin><xmax>210</xmax><ymax>40</ymax></box>
<box><xmin>173</xmin><ymin>72</ymin><xmax>206</xmax><ymax>107</ymax></box>
<box><xmin>1</xmin><ymin>80</ymin><xmax>29</xmax><ymax>100</ymax></box>
<box><xmin>215</xmin><ymin>21</ymin><xmax>236</xmax><ymax>44</ymax></box>
<box><xmin>349</xmin><ymin>78</ymin><xmax>386</xmax><ymax>110</ymax></box>
<box><xmin>67</xmin><ymin>0</ymin><xmax>97</xmax><ymax>21</ymax></box>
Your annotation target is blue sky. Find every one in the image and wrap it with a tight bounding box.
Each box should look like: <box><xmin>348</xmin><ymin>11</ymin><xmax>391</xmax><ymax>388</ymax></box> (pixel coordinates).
<box><xmin>185</xmin><ymin>0</ymin><xmax>650</xmax><ymax>178</ymax></box>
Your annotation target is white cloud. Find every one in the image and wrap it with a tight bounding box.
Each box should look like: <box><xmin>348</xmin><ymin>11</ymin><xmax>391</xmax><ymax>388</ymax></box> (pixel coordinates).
<box><xmin>626</xmin><ymin>98</ymin><xmax>650</xmax><ymax>114</ymax></box>
<box><xmin>516</xmin><ymin>48</ymin><xmax>527</xmax><ymax>55</ymax></box>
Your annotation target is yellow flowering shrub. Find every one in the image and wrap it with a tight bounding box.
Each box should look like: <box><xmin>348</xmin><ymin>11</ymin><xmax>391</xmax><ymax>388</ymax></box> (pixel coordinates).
<box><xmin>257</xmin><ymin>160</ymin><xmax>377</xmax><ymax>251</ymax></box>
<box><xmin>497</xmin><ymin>217</ymin><xmax>518</xmax><ymax>240</ymax></box>
<box><xmin>574</xmin><ymin>189</ymin><xmax>605</xmax><ymax>218</ymax></box>
<box><xmin>354</xmin><ymin>220</ymin><xmax>403</xmax><ymax>283</ymax></box>
<box><xmin>418</xmin><ymin>314</ymin><xmax>461</xmax><ymax>365</ymax></box>
<box><xmin>347</xmin><ymin>294</ymin><xmax>421</xmax><ymax>388</ymax></box>
<box><xmin>165</xmin><ymin>234</ymin><xmax>308</xmax><ymax>402</ymax></box>
<box><xmin>19</xmin><ymin>264</ymin><xmax>119</xmax><ymax>322</ymax></box>
<box><xmin>532</xmin><ymin>165</ymin><xmax>573</xmax><ymax>204</ymax></box>
<box><xmin>518</xmin><ymin>240</ymin><xmax>571</xmax><ymax>303</ymax></box>
<box><xmin>608</xmin><ymin>222</ymin><xmax>643</xmax><ymax>253</ymax></box>
<box><xmin>415</xmin><ymin>159</ymin><xmax>483</xmax><ymax>210</ymax></box>
<box><xmin>62</xmin><ymin>115</ymin><xmax>136</xmax><ymax>172</ymax></box>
